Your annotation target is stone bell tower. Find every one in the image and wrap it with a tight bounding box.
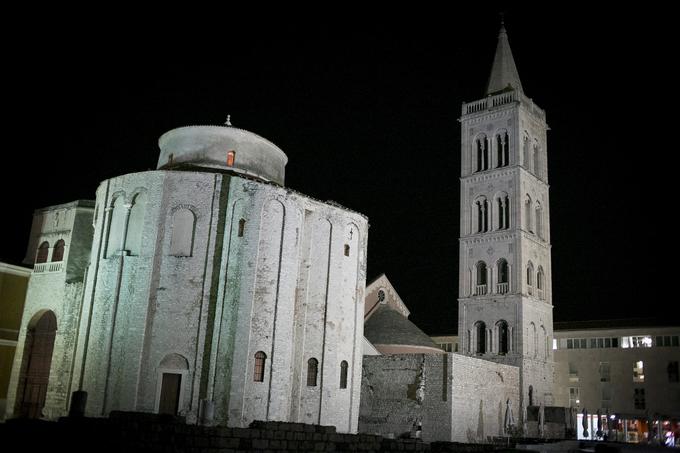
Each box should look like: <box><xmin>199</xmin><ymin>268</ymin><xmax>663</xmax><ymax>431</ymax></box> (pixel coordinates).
<box><xmin>457</xmin><ymin>22</ymin><xmax>554</xmax><ymax>416</ymax></box>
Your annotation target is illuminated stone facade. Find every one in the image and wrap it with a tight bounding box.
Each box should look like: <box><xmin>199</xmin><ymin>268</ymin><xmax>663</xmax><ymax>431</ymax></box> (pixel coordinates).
<box><xmin>7</xmin><ymin>125</ymin><xmax>368</xmax><ymax>433</ymax></box>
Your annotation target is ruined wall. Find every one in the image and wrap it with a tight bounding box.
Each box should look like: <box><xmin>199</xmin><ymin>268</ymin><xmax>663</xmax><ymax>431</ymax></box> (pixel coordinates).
<box><xmin>359</xmin><ymin>354</ymin><xmax>519</xmax><ymax>443</ymax></box>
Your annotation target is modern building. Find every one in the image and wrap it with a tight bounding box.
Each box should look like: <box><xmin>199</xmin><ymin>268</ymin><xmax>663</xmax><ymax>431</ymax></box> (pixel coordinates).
<box><xmin>6</xmin><ymin>124</ymin><xmax>369</xmax><ymax>433</ymax></box>
<box><xmin>457</xmin><ymin>20</ymin><xmax>555</xmax><ymax>412</ymax></box>
<box><xmin>553</xmin><ymin>319</ymin><xmax>680</xmax><ymax>443</ymax></box>
<box><xmin>0</xmin><ymin>261</ymin><xmax>31</xmax><ymax>419</ymax></box>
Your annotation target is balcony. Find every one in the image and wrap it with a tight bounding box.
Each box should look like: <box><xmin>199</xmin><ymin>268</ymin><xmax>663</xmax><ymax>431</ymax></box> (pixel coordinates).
<box><xmin>475</xmin><ymin>285</ymin><xmax>488</xmax><ymax>296</ymax></box>
<box><xmin>497</xmin><ymin>282</ymin><xmax>509</xmax><ymax>294</ymax></box>
<box><xmin>33</xmin><ymin>261</ymin><xmax>63</xmax><ymax>274</ymax></box>
<box><xmin>462</xmin><ymin>91</ymin><xmax>546</xmax><ymax>120</ymax></box>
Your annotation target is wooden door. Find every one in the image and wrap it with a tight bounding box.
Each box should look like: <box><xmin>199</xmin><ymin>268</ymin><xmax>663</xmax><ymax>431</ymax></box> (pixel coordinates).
<box><xmin>158</xmin><ymin>373</ymin><xmax>181</xmax><ymax>415</ymax></box>
<box><xmin>18</xmin><ymin>312</ymin><xmax>57</xmax><ymax>418</ymax></box>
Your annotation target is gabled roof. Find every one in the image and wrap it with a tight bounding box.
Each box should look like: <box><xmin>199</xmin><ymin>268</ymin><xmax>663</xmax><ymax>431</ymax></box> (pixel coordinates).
<box><xmin>364</xmin><ymin>273</ymin><xmax>410</xmax><ymax>320</ymax></box>
<box><xmin>486</xmin><ymin>22</ymin><xmax>524</xmax><ymax>96</ymax></box>
<box><xmin>364</xmin><ymin>305</ymin><xmax>441</xmax><ymax>350</ymax></box>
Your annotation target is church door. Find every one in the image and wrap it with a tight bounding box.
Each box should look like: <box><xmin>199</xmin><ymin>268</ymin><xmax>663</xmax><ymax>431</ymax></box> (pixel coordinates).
<box><xmin>17</xmin><ymin>311</ymin><xmax>57</xmax><ymax>418</ymax></box>
<box><xmin>158</xmin><ymin>373</ymin><xmax>181</xmax><ymax>415</ymax></box>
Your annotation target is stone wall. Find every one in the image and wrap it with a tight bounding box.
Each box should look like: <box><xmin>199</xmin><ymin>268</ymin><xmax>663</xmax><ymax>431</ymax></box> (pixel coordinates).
<box><xmin>359</xmin><ymin>354</ymin><xmax>519</xmax><ymax>443</ymax></box>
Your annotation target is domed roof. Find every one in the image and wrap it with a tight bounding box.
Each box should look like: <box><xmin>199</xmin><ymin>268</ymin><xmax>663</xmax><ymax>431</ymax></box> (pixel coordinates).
<box><xmin>157</xmin><ymin>125</ymin><xmax>288</xmax><ymax>185</ymax></box>
<box><xmin>364</xmin><ymin>306</ymin><xmax>443</xmax><ymax>354</ymax></box>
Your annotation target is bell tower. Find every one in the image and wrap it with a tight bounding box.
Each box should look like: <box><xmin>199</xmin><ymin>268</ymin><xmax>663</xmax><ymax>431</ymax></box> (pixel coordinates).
<box><xmin>457</xmin><ymin>22</ymin><xmax>554</xmax><ymax>415</ymax></box>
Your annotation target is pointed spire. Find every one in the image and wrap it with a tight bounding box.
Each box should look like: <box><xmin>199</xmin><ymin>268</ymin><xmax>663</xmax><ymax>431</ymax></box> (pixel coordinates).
<box><xmin>485</xmin><ymin>18</ymin><xmax>524</xmax><ymax>96</ymax></box>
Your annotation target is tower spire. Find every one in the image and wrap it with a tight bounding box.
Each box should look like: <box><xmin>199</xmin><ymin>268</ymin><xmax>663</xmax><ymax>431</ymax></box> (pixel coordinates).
<box><xmin>485</xmin><ymin>19</ymin><xmax>524</xmax><ymax>96</ymax></box>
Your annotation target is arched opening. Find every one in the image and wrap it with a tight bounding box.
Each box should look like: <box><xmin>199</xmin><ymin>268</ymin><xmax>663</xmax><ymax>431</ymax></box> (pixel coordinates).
<box><xmin>535</xmin><ymin>202</ymin><xmax>543</xmax><ymax>239</ymax></box>
<box><xmin>496</xmin><ymin>130</ymin><xmax>509</xmax><ymax>167</ymax></box>
<box><xmin>528</xmin><ymin>385</ymin><xmax>534</xmax><ymax>406</ymax></box>
<box><xmin>497</xmin><ymin>259</ymin><xmax>509</xmax><ymax>294</ymax></box>
<box><xmin>238</xmin><ymin>218</ymin><xmax>246</xmax><ymax>237</ymax></box>
<box><xmin>497</xmin><ymin>320</ymin><xmax>509</xmax><ymax>354</ymax></box>
<box><xmin>51</xmin><ymin>240</ymin><xmax>65</xmax><ymax>262</ymax></box>
<box><xmin>527</xmin><ymin>262</ymin><xmax>534</xmax><ymax>296</ymax></box>
<box><xmin>475</xmin><ymin>261</ymin><xmax>488</xmax><ymax>296</ymax></box>
<box><xmin>16</xmin><ymin>311</ymin><xmax>57</xmax><ymax>418</ymax></box>
<box><xmin>157</xmin><ymin>353</ymin><xmax>189</xmax><ymax>416</ymax></box>
<box><xmin>533</xmin><ymin>142</ymin><xmax>541</xmax><ymax>178</ymax></box>
<box><xmin>125</xmin><ymin>192</ymin><xmax>147</xmax><ymax>256</ymax></box>
<box><xmin>307</xmin><ymin>358</ymin><xmax>319</xmax><ymax>387</ymax></box>
<box><xmin>340</xmin><ymin>360</ymin><xmax>348</xmax><ymax>389</ymax></box>
<box><xmin>170</xmin><ymin>208</ymin><xmax>196</xmax><ymax>257</ymax></box>
<box><xmin>524</xmin><ymin>195</ymin><xmax>533</xmax><ymax>233</ymax></box>
<box><xmin>35</xmin><ymin>241</ymin><xmax>49</xmax><ymax>264</ymax></box>
<box><xmin>475</xmin><ymin>197</ymin><xmax>489</xmax><ymax>233</ymax></box>
<box><xmin>523</xmin><ymin>134</ymin><xmax>531</xmax><ymax>171</ymax></box>
<box><xmin>227</xmin><ymin>150</ymin><xmax>236</xmax><ymax>167</ymax></box>
<box><xmin>537</xmin><ymin>267</ymin><xmax>545</xmax><ymax>299</ymax></box>
<box><xmin>496</xmin><ymin>193</ymin><xmax>510</xmax><ymax>230</ymax></box>
<box><xmin>475</xmin><ymin>321</ymin><xmax>486</xmax><ymax>354</ymax></box>
<box><xmin>475</xmin><ymin>135</ymin><xmax>489</xmax><ymax>172</ymax></box>
<box><xmin>106</xmin><ymin>195</ymin><xmax>127</xmax><ymax>258</ymax></box>
<box><xmin>254</xmin><ymin>351</ymin><xmax>266</xmax><ymax>382</ymax></box>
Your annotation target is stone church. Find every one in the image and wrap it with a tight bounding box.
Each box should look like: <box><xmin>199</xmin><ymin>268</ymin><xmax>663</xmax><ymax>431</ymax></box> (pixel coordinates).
<box><xmin>5</xmin><ymin>123</ymin><xmax>369</xmax><ymax>433</ymax></box>
<box><xmin>5</xmin><ymin>22</ymin><xmax>557</xmax><ymax>443</ymax></box>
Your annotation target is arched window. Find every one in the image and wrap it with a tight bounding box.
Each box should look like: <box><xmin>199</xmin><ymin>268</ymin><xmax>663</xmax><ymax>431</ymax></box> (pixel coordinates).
<box><xmin>125</xmin><ymin>192</ymin><xmax>147</xmax><ymax>256</ymax></box>
<box><xmin>52</xmin><ymin>240</ymin><xmax>65</xmax><ymax>262</ymax></box>
<box><xmin>475</xmin><ymin>135</ymin><xmax>489</xmax><ymax>172</ymax></box>
<box><xmin>475</xmin><ymin>197</ymin><xmax>489</xmax><ymax>233</ymax></box>
<box><xmin>529</xmin><ymin>323</ymin><xmax>537</xmax><ymax>358</ymax></box>
<box><xmin>496</xmin><ymin>193</ymin><xmax>510</xmax><ymax>230</ymax></box>
<box><xmin>340</xmin><ymin>360</ymin><xmax>348</xmax><ymax>389</ymax></box>
<box><xmin>254</xmin><ymin>351</ymin><xmax>266</xmax><ymax>382</ymax></box>
<box><xmin>537</xmin><ymin>267</ymin><xmax>545</xmax><ymax>299</ymax></box>
<box><xmin>475</xmin><ymin>321</ymin><xmax>486</xmax><ymax>354</ymax></box>
<box><xmin>497</xmin><ymin>259</ymin><xmax>509</xmax><ymax>294</ymax></box>
<box><xmin>523</xmin><ymin>134</ymin><xmax>531</xmax><ymax>172</ymax></box>
<box><xmin>344</xmin><ymin>244</ymin><xmax>350</xmax><ymax>257</ymax></box>
<box><xmin>535</xmin><ymin>202</ymin><xmax>543</xmax><ymax>239</ymax></box>
<box><xmin>238</xmin><ymin>218</ymin><xmax>246</xmax><ymax>237</ymax></box>
<box><xmin>528</xmin><ymin>385</ymin><xmax>534</xmax><ymax>406</ymax></box>
<box><xmin>540</xmin><ymin>326</ymin><xmax>547</xmax><ymax>359</ymax></box>
<box><xmin>307</xmin><ymin>358</ymin><xmax>319</xmax><ymax>387</ymax></box>
<box><xmin>227</xmin><ymin>150</ymin><xmax>236</xmax><ymax>167</ymax></box>
<box><xmin>106</xmin><ymin>196</ymin><xmax>127</xmax><ymax>258</ymax></box>
<box><xmin>533</xmin><ymin>142</ymin><xmax>541</xmax><ymax>178</ymax></box>
<box><xmin>170</xmin><ymin>208</ymin><xmax>196</xmax><ymax>257</ymax></box>
<box><xmin>526</xmin><ymin>262</ymin><xmax>534</xmax><ymax>295</ymax></box>
<box><xmin>35</xmin><ymin>241</ymin><xmax>49</xmax><ymax>264</ymax></box>
<box><xmin>497</xmin><ymin>320</ymin><xmax>509</xmax><ymax>354</ymax></box>
<box><xmin>524</xmin><ymin>195</ymin><xmax>533</xmax><ymax>233</ymax></box>
<box><xmin>475</xmin><ymin>261</ymin><xmax>488</xmax><ymax>296</ymax></box>
<box><xmin>496</xmin><ymin>130</ymin><xmax>509</xmax><ymax>167</ymax></box>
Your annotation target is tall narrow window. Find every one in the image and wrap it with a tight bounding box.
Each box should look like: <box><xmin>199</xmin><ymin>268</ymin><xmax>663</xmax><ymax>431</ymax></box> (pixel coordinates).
<box><xmin>106</xmin><ymin>195</ymin><xmax>127</xmax><ymax>258</ymax></box>
<box><xmin>254</xmin><ymin>351</ymin><xmax>266</xmax><ymax>382</ymax></box>
<box><xmin>475</xmin><ymin>197</ymin><xmax>489</xmax><ymax>233</ymax></box>
<box><xmin>569</xmin><ymin>387</ymin><xmax>580</xmax><ymax>407</ymax></box>
<box><xmin>170</xmin><ymin>208</ymin><xmax>196</xmax><ymax>257</ymax></box>
<box><xmin>52</xmin><ymin>239</ymin><xmax>65</xmax><ymax>262</ymax></box>
<box><xmin>533</xmin><ymin>142</ymin><xmax>541</xmax><ymax>178</ymax></box>
<box><xmin>496</xmin><ymin>130</ymin><xmax>509</xmax><ymax>167</ymax></box>
<box><xmin>526</xmin><ymin>262</ymin><xmax>534</xmax><ymax>295</ymax></box>
<box><xmin>340</xmin><ymin>360</ymin><xmax>348</xmax><ymax>389</ymax></box>
<box><xmin>633</xmin><ymin>360</ymin><xmax>644</xmax><ymax>382</ymax></box>
<box><xmin>523</xmin><ymin>134</ymin><xmax>531</xmax><ymax>171</ymax></box>
<box><xmin>125</xmin><ymin>192</ymin><xmax>147</xmax><ymax>256</ymax></box>
<box><xmin>668</xmin><ymin>361</ymin><xmax>679</xmax><ymax>383</ymax></box>
<box><xmin>36</xmin><ymin>241</ymin><xmax>49</xmax><ymax>264</ymax></box>
<box><xmin>524</xmin><ymin>195</ymin><xmax>533</xmax><ymax>233</ymax></box>
<box><xmin>307</xmin><ymin>358</ymin><xmax>319</xmax><ymax>387</ymax></box>
<box><xmin>475</xmin><ymin>135</ymin><xmax>489</xmax><ymax>172</ymax></box>
<box><xmin>496</xmin><ymin>193</ymin><xmax>510</xmax><ymax>230</ymax></box>
<box><xmin>344</xmin><ymin>244</ymin><xmax>350</xmax><ymax>256</ymax></box>
<box><xmin>537</xmin><ymin>267</ymin><xmax>545</xmax><ymax>299</ymax></box>
<box><xmin>475</xmin><ymin>261</ymin><xmax>488</xmax><ymax>295</ymax></box>
<box><xmin>497</xmin><ymin>320</ymin><xmax>509</xmax><ymax>354</ymax></box>
<box><xmin>599</xmin><ymin>362</ymin><xmax>611</xmax><ymax>382</ymax></box>
<box><xmin>227</xmin><ymin>150</ymin><xmax>236</xmax><ymax>167</ymax></box>
<box><xmin>535</xmin><ymin>203</ymin><xmax>543</xmax><ymax>239</ymax></box>
<box><xmin>238</xmin><ymin>218</ymin><xmax>246</xmax><ymax>237</ymax></box>
<box><xmin>475</xmin><ymin>321</ymin><xmax>486</xmax><ymax>354</ymax></box>
<box><xmin>634</xmin><ymin>388</ymin><xmax>645</xmax><ymax>409</ymax></box>
<box><xmin>497</xmin><ymin>259</ymin><xmax>509</xmax><ymax>294</ymax></box>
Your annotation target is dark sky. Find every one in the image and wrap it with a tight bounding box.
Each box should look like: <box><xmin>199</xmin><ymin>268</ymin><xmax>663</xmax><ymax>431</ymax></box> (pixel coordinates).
<box><xmin>2</xmin><ymin>8</ymin><xmax>673</xmax><ymax>334</ymax></box>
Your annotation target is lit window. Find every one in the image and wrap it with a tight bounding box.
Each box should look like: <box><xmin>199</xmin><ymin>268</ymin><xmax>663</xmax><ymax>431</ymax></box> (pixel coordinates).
<box><xmin>552</xmin><ymin>339</ymin><xmax>557</xmax><ymax>350</ymax></box>
<box><xmin>633</xmin><ymin>361</ymin><xmax>644</xmax><ymax>382</ymax></box>
<box><xmin>227</xmin><ymin>150</ymin><xmax>236</xmax><ymax>167</ymax></box>
<box><xmin>622</xmin><ymin>336</ymin><xmax>652</xmax><ymax>348</ymax></box>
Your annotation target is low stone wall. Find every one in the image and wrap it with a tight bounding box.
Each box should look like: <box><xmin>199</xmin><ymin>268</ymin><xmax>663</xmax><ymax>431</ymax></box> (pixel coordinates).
<box><xmin>0</xmin><ymin>412</ymin><xmax>527</xmax><ymax>452</ymax></box>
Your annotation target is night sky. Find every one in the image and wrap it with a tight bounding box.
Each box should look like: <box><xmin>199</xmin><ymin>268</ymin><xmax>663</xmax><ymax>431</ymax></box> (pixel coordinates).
<box><xmin>2</xmin><ymin>8</ymin><xmax>673</xmax><ymax>334</ymax></box>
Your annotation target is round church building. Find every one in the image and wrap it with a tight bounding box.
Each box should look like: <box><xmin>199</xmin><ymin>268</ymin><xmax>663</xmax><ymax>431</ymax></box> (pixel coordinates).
<box><xmin>73</xmin><ymin>124</ymin><xmax>368</xmax><ymax>433</ymax></box>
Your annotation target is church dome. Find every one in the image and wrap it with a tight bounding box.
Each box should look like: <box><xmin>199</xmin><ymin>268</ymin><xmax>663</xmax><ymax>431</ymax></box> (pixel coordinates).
<box><xmin>364</xmin><ymin>306</ymin><xmax>444</xmax><ymax>355</ymax></box>
<box><xmin>157</xmin><ymin>124</ymin><xmax>288</xmax><ymax>185</ymax></box>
